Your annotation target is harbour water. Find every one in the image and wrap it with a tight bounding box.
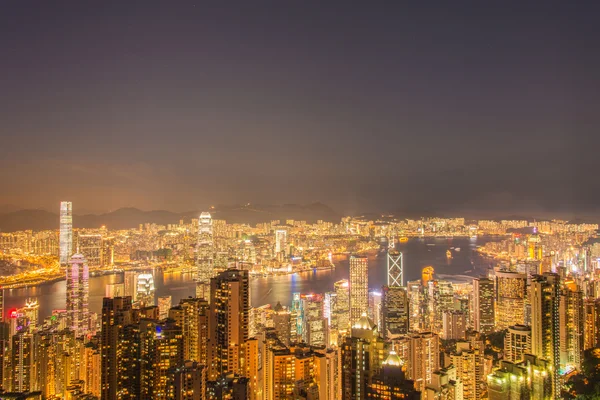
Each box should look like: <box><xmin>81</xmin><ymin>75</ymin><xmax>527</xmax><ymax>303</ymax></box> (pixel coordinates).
<box><xmin>4</xmin><ymin>237</ymin><xmax>499</xmax><ymax>321</ymax></box>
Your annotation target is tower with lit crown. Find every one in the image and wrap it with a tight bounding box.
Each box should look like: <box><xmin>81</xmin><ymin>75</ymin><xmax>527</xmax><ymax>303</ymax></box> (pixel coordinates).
<box><xmin>196</xmin><ymin>212</ymin><xmax>214</xmax><ymax>300</ymax></box>
<box><xmin>66</xmin><ymin>253</ymin><xmax>89</xmax><ymax>337</ymax></box>
<box><xmin>59</xmin><ymin>201</ymin><xmax>73</xmax><ymax>266</ymax></box>
<box><xmin>387</xmin><ymin>250</ymin><xmax>403</xmax><ymax>287</ymax></box>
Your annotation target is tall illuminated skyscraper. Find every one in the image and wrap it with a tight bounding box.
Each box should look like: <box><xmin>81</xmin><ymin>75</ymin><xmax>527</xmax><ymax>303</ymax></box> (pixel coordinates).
<box><xmin>59</xmin><ymin>201</ymin><xmax>73</xmax><ymax>266</ymax></box>
<box><xmin>196</xmin><ymin>212</ymin><xmax>214</xmax><ymax>300</ymax></box>
<box><xmin>531</xmin><ymin>273</ymin><xmax>561</xmax><ymax>399</ymax></box>
<box><xmin>66</xmin><ymin>253</ymin><xmax>89</xmax><ymax>337</ymax></box>
<box><xmin>334</xmin><ymin>279</ymin><xmax>350</xmax><ymax>334</ymax></box>
<box><xmin>495</xmin><ymin>271</ymin><xmax>526</xmax><ymax>330</ymax></box>
<box><xmin>472</xmin><ymin>278</ymin><xmax>494</xmax><ymax>334</ymax></box>
<box><xmin>208</xmin><ymin>269</ymin><xmax>249</xmax><ymax>381</ymax></box>
<box><xmin>275</xmin><ymin>228</ymin><xmax>287</xmax><ymax>255</ymax></box>
<box><xmin>349</xmin><ymin>256</ymin><xmax>369</xmax><ymax>327</ymax></box>
<box><xmin>387</xmin><ymin>250</ymin><xmax>403</xmax><ymax>287</ymax></box>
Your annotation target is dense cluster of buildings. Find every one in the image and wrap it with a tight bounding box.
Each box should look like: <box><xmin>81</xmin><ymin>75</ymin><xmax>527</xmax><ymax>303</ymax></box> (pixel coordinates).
<box><xmin>0</xmin><ymin>202</ymin><xmax>599</xmax><ymax>399</ymax></box>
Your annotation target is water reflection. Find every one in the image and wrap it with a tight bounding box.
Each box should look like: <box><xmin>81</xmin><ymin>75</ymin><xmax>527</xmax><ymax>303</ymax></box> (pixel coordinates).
<box><xmin>4</xmin><ymin>237</ymin><xmax>497</xmax><ymax>321</ymax></box>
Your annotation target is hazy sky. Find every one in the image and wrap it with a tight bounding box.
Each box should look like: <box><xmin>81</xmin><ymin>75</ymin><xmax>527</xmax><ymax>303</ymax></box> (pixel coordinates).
<box><xmin>1</xmin><ymin>2</ymin><xmax>599</xmax><ymax>216</ymax></box>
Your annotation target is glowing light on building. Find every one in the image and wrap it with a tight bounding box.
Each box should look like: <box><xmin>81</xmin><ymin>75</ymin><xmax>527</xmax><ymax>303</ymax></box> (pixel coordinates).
<box><xmin>59</xmin><ymin>201</ymin><xmax>73</xmax><ymax>266</ymax></box>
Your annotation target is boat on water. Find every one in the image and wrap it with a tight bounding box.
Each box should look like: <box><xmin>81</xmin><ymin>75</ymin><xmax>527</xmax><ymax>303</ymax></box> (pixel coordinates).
<box><xmin>446</xmin><ymin>250</ymin><xmax>452</xmax><ymax>259</ymax></box>
<box><xmin>399</xmin><ymin>237</ymin><xmax>409</xmax><ymax>243</ymax></box>
<box><xmin>426</xmin><ymin>243</ymin><xmax>436</xmax><ymax>246</ymax></box>
<box><xmin>455</xmin><ymin>247</ymin><xmax>461</xmax><ymax>251</ymax></box>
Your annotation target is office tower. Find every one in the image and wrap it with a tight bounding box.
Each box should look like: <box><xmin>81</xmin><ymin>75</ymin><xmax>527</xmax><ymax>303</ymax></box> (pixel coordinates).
<box><xmin>12</xmin><ymin>330</ymin><xmax>33</xmax><ymax>392</ymax></box>
<box><xmin>169</xmin><ymin>297</ymin><xmax>209</xmax><ymax>364</ymax></box>
<box><xmin>340</xmin><ymin>315</ymin><xmax>385</xmax><ymax>400</ymax></box>
<box><xmin>59</xmin><ymin>201</ymin><xmax>73</xmax><ymax>266</ymax></box>
<box><xmin>334</xmin><ymin>280</ymin><xmax>350</xmax><ymax>334</ymax></box>
<box><xmin>301</xmin><ymin>294</ymin><xmax>328</xmax><ymax>347</ymax></box>
<box><xmin>387</xmin><ymin>250</ymin><xmax>404</xmax><ymax>287</ymax></box>
<box><xmin>139</xmin><ymin>319</ymin><xmax>184</xmax><ymax>399</ymax></box>
<box><xmin>504</xmin><ymin>325</ymin><xmax>531</xmax><ymax>363</ymax></box>
<box><xmin>101</xmin><ymin>296</ymin><xmax>133</xmax><ymax>400</ymax></box>
<box><xmin>77</xmin><ymin>233</ymin><xmax>103</xmax><ymax>268</ymax></box>
<box><xmin>274</xmin><ymin>228</ymin><xmax>287</xmax><ymax>255</ymax></box>
<box><xmin>136</xmin><ymin>273</ymin><xmax>155</xmax><ymax>307</ymax></box>
<box><xmin>175</xmin><ymin>361</ymin><xmax>206</xmax><ymax>400</ymax></box>
<box><xmin>208</xmin><ymin>269</ymin><xmax>250</xmax><ymax>381</ymax></box>
<box><xmin>495</xmin><ymin>271</ymin><xmax>527</xmax><ymax>330</ymax></box>
<box><xmin>407</xmin><ymin>280</ymin><xmax>424</xmax><ymax>331</ymax></box>
<box><xmin>22</xmin><ymin>299</ymin><xmax>39</xmax><ymax>332</ymax></box>
<box><xmin>560</xmin><ymin>280</ymin><xmax>584</xmax><ymax>370</ymax></box>
<box><xmin>102</xmin><ymin>236</ymin><xmax>115</xmax><ymax>267</ymax></box>
<box><xmin>472</xmin><ymin>277</ymin><xmax>494</xmax><ymax>334</ymax></box>
<box><xmin>380</xmin><ymin>286</ymin><xmax>409</xmax><ymax>339</ymax></box>
<box><xmin>404</xmin><ymin>332</ymin><xmax>440</xmax><ymax>393</ymax></box>
<box><xmin>158</xmin><ymin>295</ymin><xmax>172</xmax><ymax>320</ymax></box>
<box><xmin>531</xmin><ymin>273</ymin><xmax>561</xmax><ymax>398</ymax></box>
<box><xmin>66</xmin><ymin>253</ymin><xmax>89</xmax><ymax>337</ymax></box>
<box><xmin>123</xmin><ymin>271</ymin><xmax>138</xmax><ymax>299</ymax></box>
<box><xmin>584</xmin><ymin>298</ymin><xmax>600</xmax><ymax>350</ymax></box>
<box><xmin>428</xmin><ymin>280</ymin><xmax>454</xmax><ymax>334</ymax></box>
<box><xmin>105</xmin><ymin>283</ymin><xmax>125</xmax><ymax>298</ymax></box>
<box><xmin>442</xmin><ymin>310</ymin><xmax>466</xmax><ymax>340</ymax></box>
<box><xmin>196</xmin><ymin>212</ymin><xmax>214</xmax><ymax>300</ymax></box>
<box><xmin>367</xmin><ymin>351</ymin><xmax>420</xmax><ymax>400</ymax></box>
<box><xmin>349</xmin><ymin>256</ymin><xmax>369</xmax><ymax>327</ymax></box>
<box><xmin>368</xmin><ymin>291</ymin><xmax>382</xmax><ymax>328</ymax></box>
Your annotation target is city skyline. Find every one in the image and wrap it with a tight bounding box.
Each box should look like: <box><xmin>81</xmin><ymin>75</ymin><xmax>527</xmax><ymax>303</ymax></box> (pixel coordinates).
<box><xmin>2</xmin><ymin>2</ymin><xmax>599</xmax><ymax>216</ymax></box>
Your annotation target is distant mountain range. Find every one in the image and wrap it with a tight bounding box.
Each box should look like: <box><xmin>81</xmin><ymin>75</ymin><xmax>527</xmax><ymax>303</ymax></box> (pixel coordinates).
<box><xmin>0</xmin><ymin>203</ymin><xmax>342</xmax><ymax>232</ymax></box>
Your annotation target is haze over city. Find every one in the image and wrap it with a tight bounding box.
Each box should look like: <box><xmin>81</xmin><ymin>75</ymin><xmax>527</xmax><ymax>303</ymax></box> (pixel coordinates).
<box><xmin>2</xmin><ymin>2</ymin><xmax>599</xmax><ymax>217</ymax></box>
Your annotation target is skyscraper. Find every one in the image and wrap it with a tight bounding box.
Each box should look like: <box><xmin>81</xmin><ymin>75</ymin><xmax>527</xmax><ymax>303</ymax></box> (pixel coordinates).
<box><xmin>334</xmin><ymin>280</ymin><xmax>350</xmax><ymax>334</ymax></box>
<box><xmin>59</xmin><ymin>201</ymin><xmax>73</xmax><ymax>266</ymax></box>
<box><xmin>101</xmin><ymin>296</ymin><xmax>133</xmax><ymax>400</ymax></box>
<box><xmin>196</xmin><ymin>212</ymin><xmax>214</xmax><ymax>300</ymax></box>
<box><xmin>495</xmin><ymin>271</ymin><xmax>527</xmax><ymax>330</ymax></box>
<box><xmin>472</xmin><ymin>277</ymin><xmax>494</xmax><ymax>334</ymax></box>
<box><xmin>380</xmin><ymin>286</ymin><xmax>409</xmax><ymax>338</ymax></box>
<box><xmin>208</xmin><ymin>269</ymin><xmax>250</xmax><ymax>381</ymax></box>
<box><xmin>66</xmin><ymin>253</ymin><xmax>89</xmax><ymax>337</ymax></box>
<box><xmin>504</xmin><ymin>324</ymin><xmax>531</xmax><ymax>363</ymax></box>
<box><xmin>387</xmin><ymin>250</ymin><xmax>403</xmax><ymax>287</ymax></box>
<box><xmin>560</xmin><ymin>280</ymin><xmax>584</xmax><ymax>370</ymax></box>
<box><xmin>274</xmin><ymin>228</ymin><xmax>287</xmax><ymax>255</ymax></box>
<box><xmin>136</xmin><ymin>273</ymin><xmax>155</xmax><ymax>307</ymax></box>
<box><xmin>531</xmin><ymin>273</ymin><xmax>561</xmax><ymax>399</ymax></box>
<box><xmin>349</xmin><ymin>256</ymin><xmax>368</xmax><ymax>327</ymax></box>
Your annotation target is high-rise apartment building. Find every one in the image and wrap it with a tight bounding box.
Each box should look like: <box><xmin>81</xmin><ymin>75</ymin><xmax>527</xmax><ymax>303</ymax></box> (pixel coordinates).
<box><xmin>77</xmin><ymin>233</ymin><xmax>103</xmax><ymax>268</ymax></box>
<box><xmin>504</xmin><ymin>324</ymin><xmax>531</xmax><ymax>363</ymax></box>
<box><xmin>349</xmin><ymin>256</ymin><xmax>368</xmax><ymax>327</ymax></box>
<box><xmin>402</xmin><ymin>332</ymin><xmax>440</xmax><ymax>393</ymax></box>
<box><xmin>584</xmin><ymin>298</ymin><xmax>600</xmax><ymax>350</ymax></box>
<box><xmin>101</xmin><ymin>296</ymin><xmax>133</xmax><ymax>400</ymax></box>
<box><xmin>274</xmin><ymin>229</ymin><xmax>287</xmax><ymax>255</ymax></box>
<box><xmin>472</xmin><ymin>277</ymin><xmax>494</xmax><ymax>334</ymax></box>
<box><xmin>59</xmin><ymin>201</ymin><xmax>73</xmax><ymax>266</ymax></box>
<box><xmin>442</xmin><ymin>310</ymin><xmax>466</xmax><ymax>340</ymax></box>
<box><xmin>208</xmin><ymin>269</ymin><xmax>250</xmax><ymax>381</ymax></box>
<box><xmin>169</xmin><ymin>297</ymin><xmax>209</xmax><ymax>364</ymax></box>
<box><xmin>560</xmin><ymin>280</ymin><xmax>584</xmax><ymax>370</ymax></box>
<box><xmin>196</xmin><ymin>212</ymin><xmax>214</xmax><ymax>300</ymax></box>
<box><xmin>66</xmin><ymin>253</ymin><xmax>89</xmax><ymax>337</ymax></box>
<box><xmin>530</xmin><ymin>273</ymin><xmax>561</xmax><ymax>399</ymax></box>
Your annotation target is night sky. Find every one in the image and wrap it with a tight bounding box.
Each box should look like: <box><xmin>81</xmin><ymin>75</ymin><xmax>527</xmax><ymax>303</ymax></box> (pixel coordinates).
<box><xmin>1</xmin><ymin>2</ymin><xmax>599</xmax><ymax>217</ymax></box>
